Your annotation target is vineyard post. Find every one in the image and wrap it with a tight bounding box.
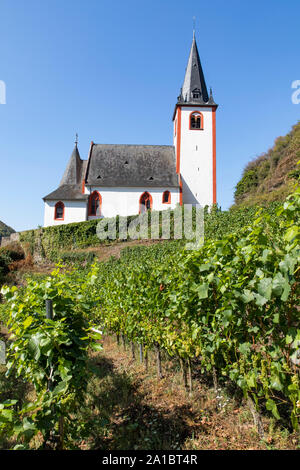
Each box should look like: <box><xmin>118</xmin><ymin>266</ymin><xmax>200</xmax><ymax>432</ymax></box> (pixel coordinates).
<box><xmin>45</xmin><ymin>299</ymin><xmax>54</xmax><ymax>393</ymax></box>
<box><xmin>139</xmin><ymin>344</ymin><xmax>143</xmax><ymax>364</ymax></box>
<box><xmin>46</xmin><ymin>299</ymin><xmax>53</xmax><ymax>320</ymax></box>
<box><xmin>155</xmin><ymin>343</ymin><xmax>162</xmax><ymax>379</ymax></box>
<box><xmin>122</xmin><ymin>334</ymin><xmax>126</xmax><ymax>350</ymax></box>
<box><xmin>179</xmin><ymin>356</ymin><xmax>188</xmax><ymax>390</ymax></box>
<box><xmin>144</xmin><ymin>350</ymin><xmax>148</xmax><ymax>371</ymax></box>
<box><xmin>247</xmin><ymin>396</ymin><xmax>264</xmax><ymax>439</ymax></box>
<box><xmin>45</xmin><ymin>299</ymin><xmax>57</xmax><ymax>449</ymax></box>
<box><xmin>187</xmin><ymin>357</ymin><xmax>193</xmax><ymax>394</ymax></box>
<box><xmin>212</xmin><ymin>366</ymin><xmax>218</xmax><ymax>394</ymax></box>
<box><xmin>45</xmin><ymin>299</ymin><xmax>64</xmax><ymax>450</ymax></box>
<box><xmin>131</xmin><ymin>342</ymin><xmax>135</xmax><ymax>360</ymax></box>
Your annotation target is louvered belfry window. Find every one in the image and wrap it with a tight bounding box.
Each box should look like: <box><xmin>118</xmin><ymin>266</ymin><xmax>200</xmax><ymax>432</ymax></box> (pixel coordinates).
<box><xmin>190</xmin><ymin>112</ymin><xmax>203</xmax><ymax>130</ymax></box>
<box><xmin>190</xmin><ymin>113</ymin><xmax>201</xmax><ymax>129</ymax></box>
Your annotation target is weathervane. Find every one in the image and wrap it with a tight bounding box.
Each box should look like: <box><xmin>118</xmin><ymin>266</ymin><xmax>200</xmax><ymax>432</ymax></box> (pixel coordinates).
<box><xmin>193</xmin><ymin>16</ymin><xmax>196</xmax><ymax>38</ymax></box>
<box><xmin>75</xmin><ymin>133</ymin><xmax>78</xmax><ymax>146</ymax></box>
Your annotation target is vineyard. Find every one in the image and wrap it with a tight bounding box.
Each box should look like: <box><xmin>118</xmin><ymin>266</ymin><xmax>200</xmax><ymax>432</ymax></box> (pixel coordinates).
<box><xmin>0</xmin><ymin>184</ymin><xmax>299</xmax><ymax>449</ymax></box>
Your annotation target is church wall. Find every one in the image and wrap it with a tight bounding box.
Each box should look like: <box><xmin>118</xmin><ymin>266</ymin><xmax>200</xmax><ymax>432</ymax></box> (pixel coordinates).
<box><xmin>87</xmin><ymin>187</ymin><xmax>180</xmax><ymax>219</ymax></box>
<box><xmin>44</xmin><ymin>200</ymin><xmax>87</xmax><ymax>227</ymax></box>
<box><xmin>43</xmin><ymin>188</ymin><xmax>180</xmax><ymax>227</ymax></box>
<box><xmin>178</xmin><ymin>106</ymin><xmax>214</xmax><ymax>207</ymax></box>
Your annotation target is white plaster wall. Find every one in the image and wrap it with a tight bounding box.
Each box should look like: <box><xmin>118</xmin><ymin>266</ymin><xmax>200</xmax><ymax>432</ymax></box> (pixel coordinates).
<box><xmin>87</xmin><ymin>187</ymin><xmax>180</xmax><ymax>219</ymax></box>
<box><xmin>179</xmin><ymin>106</ymin><xmax>213</xmax><ymax>207</ymax></box>
<box><xmin>44</xmin><ymin>200</ymin><xmax>87</xmax><ymax>227</ymax></box>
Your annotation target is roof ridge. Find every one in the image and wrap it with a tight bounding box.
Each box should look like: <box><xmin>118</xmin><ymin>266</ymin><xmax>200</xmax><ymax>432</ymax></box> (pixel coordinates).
<box><xmin>92</xmin><ymin>143</ymin><xmax>175</xmax><ymax>148</ymax></box>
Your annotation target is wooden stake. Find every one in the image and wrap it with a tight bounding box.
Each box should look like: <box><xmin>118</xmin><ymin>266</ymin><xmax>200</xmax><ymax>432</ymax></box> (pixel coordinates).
<box><xmin>155</xmin><ymin>343</ymin><xmax>162</xmax><ymax>379</ymax></box>
<box><xmin>212</xmin><ymin>366</ymin><xmax>218</xmax><ymax>394</ymax></box>
<box><xmin>247</xmin><ymin>396</ymin><xmax>264</xmax><ymax>439</ymax></box>
<box><xmin>144</xmin><ymin>350</ymin><xmax>149</xmax><ymax>371</ymax></box>
<box><xmin>122</xmin><ymin>334</ymin><xmax>126</xmax><ymax>350</ymax></box>
<box><xmin>58</xmin><ymin>416</ymin><xmax>64</xmax><ymax>450</ymax></box>
<box><xmin>131</xmin><ymin>342</ymin><xmax>135</xmax><ymax>359</ymax></box>
<box><xmin>46</xmin><ymin>299</ymin><xmax>53</xmax><ymax>320</ymax></box>
<box><xmin>187</xmin><ymin>357</ymin><xmax>193</xmax><ymax>394</ymax></box>
<box><xmin>179</xmin><ymin>357</ymin><xmax>188</xmax><ymax>389</ymax></box>
<box><xmin>139</xmin><ymin>344</ymin><xmax>143</xmax><ymax>364</ymax></box>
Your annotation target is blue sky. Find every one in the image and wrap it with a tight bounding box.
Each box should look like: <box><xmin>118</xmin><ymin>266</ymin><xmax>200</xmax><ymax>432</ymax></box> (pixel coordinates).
<box><xmin>0</xmin><ymin>0</ymin><xmax>299</xmax><ymax>231</ymax></box>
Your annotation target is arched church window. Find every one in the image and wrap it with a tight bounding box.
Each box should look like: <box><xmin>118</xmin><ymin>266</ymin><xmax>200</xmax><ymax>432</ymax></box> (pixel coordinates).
<box><xmin>88</xmin><ymin>191</ymin><xmax>102</xmax><ymax>216</ymax></box>
<box><xmin>54</xmin><ymin>201</ymin><xmax>65</xmax><ymax>220</ymax></box>
<box><xmin>162</xmin><ymin>191</ymin><xmax>171</xmax><ymax>204</ymax></box>
<box><xmin>189</xmin><ymin>111</ymin><xmax>203</xmax><ymax>130</ymax></box>
<box><xmin>139</xmin><ymin>192</ymin><xmax>152</xmax><ymax>213</ymax></box>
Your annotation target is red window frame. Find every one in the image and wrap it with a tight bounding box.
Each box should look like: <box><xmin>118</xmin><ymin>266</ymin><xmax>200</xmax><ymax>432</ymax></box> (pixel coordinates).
<box><xmin>139</xmin><ymin>191</ymin><xmax>153</xmax><ymax>214</ymax></box>
<box><xmin>54</xmin><ymin>201</ymin><xmax>65</xmax><ymax>220</ymax></box>
<box><xmin>189</xmin><ymin>111</ymin><xmax>204</xmax><ymax>130</ymax></box>
<box><xmin>88</xmin><ymin>191</ymin><xmax>102</xmax><ymax>216</ymax></box>
<box><xmin>162</xmin><ymin>190</ymin><xmax>171</xmax><ymax>204</ymax></box>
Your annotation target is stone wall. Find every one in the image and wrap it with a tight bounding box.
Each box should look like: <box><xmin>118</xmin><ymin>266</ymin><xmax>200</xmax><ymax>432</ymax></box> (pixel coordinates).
<box><xmin>0</xmin><ymin>232</ymin><xmax>20</xmax><ymax>247</ymax></box>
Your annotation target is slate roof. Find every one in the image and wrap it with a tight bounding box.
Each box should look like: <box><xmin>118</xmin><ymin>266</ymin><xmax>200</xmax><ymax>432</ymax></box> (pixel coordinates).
<box><xmin>177</xmin><ymin>34</ymin><xmax>216</xmax><ymax>106</ymax></box>
<box><xmin>85</xmin><ymin>144</ymin><xmax>179</xmax><ymax>188</ymax></box>
<box><xmin>60</xmin><ymin>145</ymin><xmax>83</xmax><ymax>186</ymax></box>
<box><xmin>43</xmin><ymin>142</ymin><xmax>179</xmax><ymax>202</ymax></box>
<box><xmin>43</xmin><ymin>184</ymin><xmax>88</xmax><ymax>201</ymax></box>
<box><xmin>43</xmin><ymin>145</ymin><xmax>88</xmax><ymax>201</ymax></box>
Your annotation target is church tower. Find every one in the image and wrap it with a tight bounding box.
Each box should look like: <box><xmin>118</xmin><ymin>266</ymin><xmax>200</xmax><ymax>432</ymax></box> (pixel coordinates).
<box><xmin>173</xmin><ymin>33</ymin><xmax>217</xmax><ymax>207</ymax></box>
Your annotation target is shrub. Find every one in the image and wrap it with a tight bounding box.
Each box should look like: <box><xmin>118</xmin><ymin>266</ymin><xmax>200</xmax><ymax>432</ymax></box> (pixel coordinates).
<box><xmin>0</xmin><ymin>242</ymin><xmax>25</xmax><ymax>262</ymax></box>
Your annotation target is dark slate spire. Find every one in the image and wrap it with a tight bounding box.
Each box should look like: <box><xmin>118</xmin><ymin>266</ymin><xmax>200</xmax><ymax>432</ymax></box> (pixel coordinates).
<box><xmin>178</xmin><ymin>34</ymin><xmax>210</xmax><ymax>104</ymax></box>
<box><xmin>59</xmin><ymin>143</ymin><xmax>82</xmax><ymax>186</ymax></box>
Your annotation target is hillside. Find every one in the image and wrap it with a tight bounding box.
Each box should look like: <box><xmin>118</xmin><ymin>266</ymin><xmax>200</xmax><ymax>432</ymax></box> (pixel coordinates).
<box><xmin>0</xmin><ymin>220</ymin><xmax>15</xmax><ymax>238</ymax></box>
<box><xmin>234</xmin><ymin>121</ymin><xmax>300</xmax><ymax>206</ymax></box>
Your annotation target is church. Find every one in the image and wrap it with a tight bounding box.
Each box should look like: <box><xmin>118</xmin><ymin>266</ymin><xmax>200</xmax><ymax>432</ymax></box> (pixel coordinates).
<box><xmin>43</xmin><ymin>34</ymin><xmax>217</xmax><ymax>227</ymax></box>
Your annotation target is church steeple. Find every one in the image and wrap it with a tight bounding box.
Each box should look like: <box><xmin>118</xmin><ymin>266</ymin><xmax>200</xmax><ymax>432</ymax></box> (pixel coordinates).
<box><xmin>173</xmin><ymin>34</ymin><xmax>217</xmax><ymax>208</ymax></box>
<box><xmin>178</xmin><ymin>34</ymin><xmax>213</xmax><ymax>105</ymax></box>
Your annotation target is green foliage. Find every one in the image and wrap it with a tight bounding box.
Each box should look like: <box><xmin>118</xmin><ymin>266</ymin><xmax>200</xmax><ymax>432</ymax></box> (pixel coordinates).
<box><xmin>234</xmin><ymin>169</ymin><xmax>259</xmax><ymax>200</ymax></box>
<box><xmin>1</xmin><ymin>186</ymin><xmax>299</xmax><ymax>447</ymax></box>
<box><xmin>0</xmin><ymin>221</ymin><xmax>15</xmax><ymax>238</ymax></box>
<box><xmin>0</xmin><ymin>264</ymin><xmax>102</xmax><ymax>449</ymax></box>
<box><xmin>19</xmin><ymin>202</ymin><xmax>285</xmax><ymax>264</ymax></box>
<box><xmin>0</xmin><ymin>251</ymin><xmax>12</xmax><ymax>284</ymax></box>
<box><xmin>48</xmin><ymin>250</ymin><xmax>97</xmax><ymax>264</ymax></box>
<box><xmin>90</xmin><ymin>185</ymin><xmax>300</xmax><ymax>429</ymax></box>
<box><xmin>204</xmin><ymin>201</ymin><xmax>282</xmax><ymax>240</ymax></box>
<box><xmin>234</xmin><ymin>121</ymin><xmax>300</xmax><ymax>205</ymax></box>
<box><xmin>0</xmin><ymin>242</ymin><xmax>25</xmax><ymax>262</ymax></box>
<box><xmin>288</xmin><ymin>167</ymin><xmax>300</xmax><ymax>180</ymax></box>
<box><xmin>0</xmin><ymin>242</ymin><xmax>25</xmax><ymax>285</ymax></box>
<box><xmin>19</xmin><ymin>215</ymin><xmax>140</xmax><ymax>259</ymax></box>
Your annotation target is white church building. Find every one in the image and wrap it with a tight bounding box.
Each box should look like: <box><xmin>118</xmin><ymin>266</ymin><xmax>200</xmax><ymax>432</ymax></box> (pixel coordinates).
<box><xmin>43</xmin><ymin>34</ymin><xmax>217</xmax><ymax>227</ymax></box>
